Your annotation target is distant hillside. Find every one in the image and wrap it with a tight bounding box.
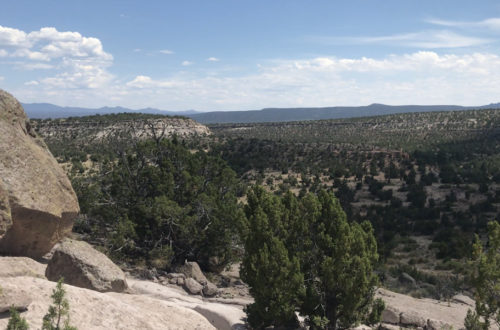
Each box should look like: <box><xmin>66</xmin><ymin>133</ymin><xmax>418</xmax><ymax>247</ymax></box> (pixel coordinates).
<box><xmin>23</xmin><ymin>102</ymin><xmax>500</xmax><ymax>123</ymax></box>
<box><xmin>190</xmin><ymin>103</ymin><xmax>500</xmax><ymax>123</ymax></box>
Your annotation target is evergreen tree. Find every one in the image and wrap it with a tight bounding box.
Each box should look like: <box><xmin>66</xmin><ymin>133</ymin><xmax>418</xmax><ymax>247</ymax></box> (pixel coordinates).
<box><xmin>241</xmin><ymin>186</ymin><xmax>305</xmax><ymax>329</ymax></box>
<box><xmin>42</xmin><ymin>279</ymin><xmax>77</xmax><ymax>330</ymax></box>
<box><xmin>7</xmin><ymin>308</ymin><xmax>28</xmax><ymax>330</ymax></box>
<box><xmin>242</xmin><ymin>187</ymin><xmax>381</xmax><ymax>329</ymax></box>
<box><xmin>466</xmin><ymin>221</ymin><xmax>500</xmax><ymax>329</ymax></box>
<box><xmin>299</xmin><ymin>190</ymin><xmax>379</xmax><ymax>329</ymax></box>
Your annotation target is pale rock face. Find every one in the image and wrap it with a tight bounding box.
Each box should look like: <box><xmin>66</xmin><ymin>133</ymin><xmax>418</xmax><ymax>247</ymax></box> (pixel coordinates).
<box><xmin>45</xmin><ymin>239</ymin><xmax>128</xmax><ymax>293</ymax></box>
<box><xmin>0</xmin><ymin>283</ymin><xmax>32</xmax><ymax>312</ymax></box>
<box><xmin>0</xmin><ymin>90</ymin><xmax>79</xmax><ymax>257</ymax></box>
<box><xmin>0</xmin><ymin>256</ymin><xmax>46</xmax><ymax>278</ymax></box>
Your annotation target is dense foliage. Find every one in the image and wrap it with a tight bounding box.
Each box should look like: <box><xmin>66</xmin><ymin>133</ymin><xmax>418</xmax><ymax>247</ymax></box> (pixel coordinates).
<box><xmin>241</xmin><ymin>186</ymin><xmax>381</xmax><ymax>329</ymax></box>
<box><xmin>73</xmin><ymin>138</ymin><xmax>244</xmax><ymax>270</ymax></box>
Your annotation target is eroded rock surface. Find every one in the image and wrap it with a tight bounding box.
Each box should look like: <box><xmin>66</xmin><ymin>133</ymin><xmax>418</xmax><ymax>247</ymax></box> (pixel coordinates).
<box><xmin>0</xmin><ymin>277</ymin><xmax>216</xmax><ymax>330</ymax></box>
<box><xmin>46</xmin><ymin>239</ymin><xmax>128</xmax><ymax>292</ymax></box>
<box><xmin>0</xmin><ymin>90</ymin><xmax>79</xmax><ymax>257</ymax></box>
<box><xmin>0</xmin><ymin>256</ymin><xmax>46</xmax><ymax>278</ymax></box>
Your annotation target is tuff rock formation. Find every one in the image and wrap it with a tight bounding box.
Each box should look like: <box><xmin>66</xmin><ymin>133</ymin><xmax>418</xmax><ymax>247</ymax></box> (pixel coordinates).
<box><xmin>46</xmin><ymin>239</ymin><xmax>128</xmax><ymax>293</ymax></box>
<box><xmin>0</xmin><ymin>90</ymin><xmax>79</xmax><ymax>258</ymax></box>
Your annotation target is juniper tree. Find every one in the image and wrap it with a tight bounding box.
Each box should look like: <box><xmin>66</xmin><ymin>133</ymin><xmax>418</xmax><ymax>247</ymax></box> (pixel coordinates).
<box><xmin>298</xmin><ymin>190</ymin><xmax>380</xmax><ymax>329</ymax></box>
<box><xmin>241</xmin><ymin>187</ymin><xmax>381</xmax><ymax>329</ymax></box>
<box><xmin>240</xmin><ymin>186</ymin><xmax>305</xmax><ymax>329</ymax></box>
<box><xmin>466</xmin><ymin>221</ymin><xmax>500</xmax><ymax>329</ymax></box>
<box><xmin>6</xmin><ymin>308</ymin><xmax>28</xmax><ymax>330</ymax></box>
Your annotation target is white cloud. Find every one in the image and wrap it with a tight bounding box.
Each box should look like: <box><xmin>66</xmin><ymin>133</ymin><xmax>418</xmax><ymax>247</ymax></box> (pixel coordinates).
<box><xmin>0</xmin><ymin>25</ymin><xmax>113</xmax><ymax>90</ymax></box>
<box><xmin>133</xmin><ymin>48</ymin><xmax>142</xmax><ymax>52</ymax></box>
<box><xmin>428</xmin><ymin>17</ymin><xmax>500</xmax><ymax>31</ymax></box>
<box><xmin>16</xmin><ymin>62</ymin><xmax>54</xmax><ymax>70</ymax></box>
<box><xmin>0</xmin><ymin>26</ymin><xmax>29</xmax><ymax>47</ymax></box>
<box><xmin>159</xmin><ymin>49</ymin><xmax>174</xmax><ymax>55</ymax></box>
<box><xmin>13</xmin><ymin>50</ymin><xmax>500</xmax><ymax>110</ymax></box>
<box><xmin>112</xmin><ymin>51</ymin><xmax>500</xmax><ymax>110</ymax></box>
<box><xmin>311</xmin><ymin>30</ymin><xmax>492</xmax><ymax>49</ymax></box>
<box><xmin>25</xmin><ymin>80</ymin><xmax>38</xmax><ymax>86</ymax></box>
<box><xmin>207</xmin><ymin>57</ymin><xmax>220</xmax><ymax>62</ymax></box>
<box><xmin>0</xmin><ymin>76</ymin><xmax>4</xmax><ymax>81</ymax></box>
<box><xmin>181</xmin><ymin>60</ymin><xmax>193</xmax><ymax>66</ymax></box>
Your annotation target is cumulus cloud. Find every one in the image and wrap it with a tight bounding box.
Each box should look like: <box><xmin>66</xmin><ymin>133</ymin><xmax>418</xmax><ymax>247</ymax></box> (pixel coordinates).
<box><xmin>0</xmin><ymin>25</ymin><xmax>113</xmax><ymax>89</ymax></box>
<box><xmin>159</xmin><ymin>49</ymin><xmax>174</xmax><ymax>54</ymax></box>
<box><xmin>207</xmin><ymin>57</ymin><xmax>220</xmax><ymax>62</ymax></box>
<box><xmin>0</xmin><ymin>26</ymin><xmax>112</xmax><ymax>62</ymax></box>
<box><xmin>181</xmin><ymin>60</ymin><xmax>193</xmax><ymax>66</ymax></box>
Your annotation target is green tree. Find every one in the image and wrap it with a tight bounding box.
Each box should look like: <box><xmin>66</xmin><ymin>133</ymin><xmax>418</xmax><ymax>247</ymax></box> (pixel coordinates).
<box><xmin>466</xmin><ymin>221</ymin><xmax>500</xmax><ymax>329</ymax></box>
<box><xmin>78</xmin><ymin>138</ymin><xmax>244</xmax><ymax>270</ymax></box>
<box><xmin>299</xmin><ymin>190</ymin><xmax>379</xmax><ymax>329</ymax></box>
<box><xmin>42</xmin><ymin>279</ymin><xmax>77</xmax><ymax>330</ymax></box>
<box><xmin>242</xmin><ymin>187</ymin><xmax>381</xmax><ymax>329</ymax></box>
<box><xmin>7</xmin><ymin>308</ymin><xmax>29</xmax><ymax>330</ymax></box>
<box><xmin>241</xmin><ymin>186</ymin><xmax>305</xmax><ymax>329</ymax></box>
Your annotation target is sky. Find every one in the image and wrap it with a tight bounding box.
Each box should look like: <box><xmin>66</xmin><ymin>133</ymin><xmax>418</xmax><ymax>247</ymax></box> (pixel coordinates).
<box><xmin>1</xmin><ymin>0</ymin><xmax>500</xmax><ymax>111</ymax></box>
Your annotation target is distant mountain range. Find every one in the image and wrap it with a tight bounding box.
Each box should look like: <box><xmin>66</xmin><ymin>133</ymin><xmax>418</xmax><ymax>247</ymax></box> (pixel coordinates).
<box><xmin>23</xmin><ymin>102</ymin><xmax>500</xmax><ymax>124</ymax></box>
<box><xmin>23</xmin><ymin>103</ymin><xmax>198</xmax><ymax>119</ymax></box>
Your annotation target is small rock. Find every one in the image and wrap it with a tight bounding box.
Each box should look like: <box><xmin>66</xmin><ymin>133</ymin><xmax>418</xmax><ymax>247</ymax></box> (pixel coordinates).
<box><xmin>379</xmin><ymin>323</ymin><xmax>401</xmax><ymax>330</ymax></box>
<box><xmin>0</xmin><ymin>285</ymin><xmax>32</xmax><ymax>312</ymax></box>
<box><xmin>452</xmin><ymin>294</ymin><xmax>475</xmax><ymax>306</ymax></box>
<box><xmin>399</xmin><ymin>272</ymin><xmax>416</xmax><ymax>286</ymax></box>
<box><xmin>176</xmin><ymin>261</ymin><xmax>207</xmax><ymax>285</ymax></box>
<box><xmin>400</xmin><ymin>311</ymin><xmax>426</xmax><ymax>328</ymax></box>
<box><xmin>166</xmin><ymin>273</ymin><xmax>186</xmax><ymax>279</ymax></box>
<box><xmin>176</xmin><ymin>277</ymin><xmax>184</xmax><ymax>286</ymax></box>
<box><xmin>381</xmin><ymin>306</ymin><xmax>401</xmax><ymax>324</ymax></box>
<box><xmin>202</xmin><ymin>282</ymin><xmax>218</xmax><ymax>297</ymax></box>
<box><xmin>169</xmin><ymin>278</ymin><xmax>178</xmax><ymax>284</ymax></box>
<box><xmin>184</xmin><ymin>278</ymin><xmax>203</xmax><ymax>295</ymax></box>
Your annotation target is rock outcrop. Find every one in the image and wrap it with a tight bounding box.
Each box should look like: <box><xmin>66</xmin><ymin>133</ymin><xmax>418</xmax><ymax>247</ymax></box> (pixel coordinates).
<box><xmin>46</xmin><ymin>239</ymin><xmax>128</xmax><ymax>293</ymax></box>
<box><xmin>0</xmin><ymin>90</ymin><xmax>79</xmax><ymax>258</ymax></box>
<box><xmin>33</xmin><ymin>115</ymin><xmax>211</xmax><ymax>143</ymax></box>
<box><xmin>0</xmin><ymin>276</ymin><xmax>217</xmax><ymax>330</ymax></box>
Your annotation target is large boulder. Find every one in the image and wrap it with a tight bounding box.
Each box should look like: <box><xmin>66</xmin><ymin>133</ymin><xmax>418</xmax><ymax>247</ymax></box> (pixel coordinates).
<box><xmin>176</xmin><ymin>261</ymin><xmax>208</xmax><ymax>285</ymax></box>
<box><xmin>46</xmin><ymin>239</ymin><xmax>128</xmax><ymax>293</ymax></box>
<box><xmin>0</xmin><ymin>90</ymin><xmax>79</xmax><ymax>258</ymax></box>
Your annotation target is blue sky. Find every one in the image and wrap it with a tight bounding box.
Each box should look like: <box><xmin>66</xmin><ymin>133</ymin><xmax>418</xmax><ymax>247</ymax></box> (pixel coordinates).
<box><xmin>1</xmin><ymin>0</ymin><xmax>500</xmax><ymax>110</ymax></box>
